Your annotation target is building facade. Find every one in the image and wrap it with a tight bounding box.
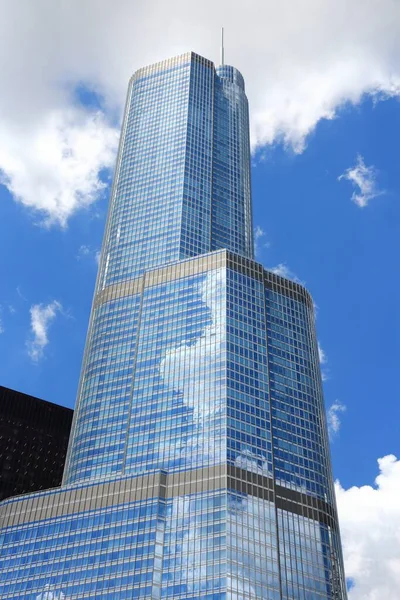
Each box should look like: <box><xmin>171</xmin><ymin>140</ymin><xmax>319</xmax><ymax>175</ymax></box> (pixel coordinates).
<box><xmin>0</xmin><ymin>386</ymin><xmax>73</xmax><ymax>501</ymax></box>
<box><xmin>0</xmin><ymin>53</ymin><xmax>347</xmax><ymax>600</ymax></box>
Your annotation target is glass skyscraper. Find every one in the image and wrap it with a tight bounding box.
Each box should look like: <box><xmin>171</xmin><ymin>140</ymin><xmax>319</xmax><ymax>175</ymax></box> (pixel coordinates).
<box><xmin>0</xmin><ymin>52</ymin><xmax>347</xmax><ymax>599</ymax></box>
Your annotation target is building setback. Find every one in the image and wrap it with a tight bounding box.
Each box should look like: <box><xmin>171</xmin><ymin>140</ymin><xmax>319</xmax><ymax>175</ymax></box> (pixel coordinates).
<box><xmin>0</xmin><ymin>53</ymin><xmax>347</xmax><ymax>599</ymax></box>
<box><xmin>0</xmin><ymin>386</ymin><xmax>73</xmax><ymax>502</ymax></box>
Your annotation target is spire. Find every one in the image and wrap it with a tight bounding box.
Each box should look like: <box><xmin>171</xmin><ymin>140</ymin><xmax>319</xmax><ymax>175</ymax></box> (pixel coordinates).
<box><xmin>220</xmin><ymin>26</ymin><xmax>225</xmax><ymax>66</ymax></box>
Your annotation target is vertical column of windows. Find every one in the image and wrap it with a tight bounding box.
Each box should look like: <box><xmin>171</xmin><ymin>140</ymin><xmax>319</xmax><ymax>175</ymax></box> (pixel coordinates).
<box><xmin>265</xmin><ymin>289</ymin><xmax>332</xmax><ymax>501</ymax></box>
<box><xmin>66</xmin><ymin>295</ymin><xmax>140</xmax><ymax>483</ymax></box>
<box><xmin>226</xmin><ymin>269</ymin><xmax>272</xmax><ymax>474</ymax></box>
<box><xmin>212</xmin><ymin>67</ymin><xmax>253</xmax><ymax>259</ymax></box>
<box><xmin>277</xmin><ymin>509</ymin><xmax>346</xmax><ymax>599</ymax></box>
<box><xmin>265</xmin><ymin>287</ymin><xmax>344</xmax><ymax>599</ymax></box>
<box><xmin>162</xmin><ymin>491</ymin><xmax>227</xmax><ymax>598</ymax></box>
<box><xmin>226</xmin><ymin>491</ymin><xmax>281</xmax><ymax>599</ymax></box>
<box><xmin>180</xmin><ymin>60</ymin><xmax>214</xmax><ymax>259</ymax></box>
<box><xmin>225</xmin><ymin>267</ymin><xmax>280</xmax><ymax>599</ymax></box>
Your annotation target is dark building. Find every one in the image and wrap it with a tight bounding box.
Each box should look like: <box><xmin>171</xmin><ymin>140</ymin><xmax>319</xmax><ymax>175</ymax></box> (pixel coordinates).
<box><xmin>0</xmin><ymin>386</ymin><xmax>73</xmax><ymax>501</ymax></box>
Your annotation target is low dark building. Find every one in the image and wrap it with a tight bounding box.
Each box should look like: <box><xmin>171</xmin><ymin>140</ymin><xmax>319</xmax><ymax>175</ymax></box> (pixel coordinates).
<box><xmin>0</xmin><ymin>386</ymin><xmax>73</xmax><ymax>501</ymax></box>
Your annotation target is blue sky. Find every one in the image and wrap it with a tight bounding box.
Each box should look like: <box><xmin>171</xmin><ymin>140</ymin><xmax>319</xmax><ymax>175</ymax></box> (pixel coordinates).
<box><xmin>0</xmin><ymin>1</ymin><xmax>399</xmax><ymax>597</ymax></box>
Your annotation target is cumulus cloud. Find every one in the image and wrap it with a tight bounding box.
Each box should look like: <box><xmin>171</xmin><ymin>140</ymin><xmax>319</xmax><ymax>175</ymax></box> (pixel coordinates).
<box><xmin>268</xmin><ymin>263</ymin><xmax>304</xmax><ymax>284</ymax></box>
<box><xmin>327</xmin><ymin>401</ymin><xmax>346</xmax><ymax>437</ymax></box>
<box><xmin>27</xmin><ymin>300</ymin><xmax>62</xmax><ymax>362</ymax></box>
<box><xmin>0</xmin><ymin>109</ymin><xmax>118</xmax><ymax>227</ymax></box>
<box><xmin>0</xmin><ymin>0</ymin><xmax>399</xmax><ymax>224</ymax></box>
<box><xmin>338</xmin><ymin>155</ymin><xmax>384</xmax><ymax>207</ymax></box>
<box><xmin>336</xmin><ymin>455</ymin><xmax>400</xmax><ymax>599</ymax></box>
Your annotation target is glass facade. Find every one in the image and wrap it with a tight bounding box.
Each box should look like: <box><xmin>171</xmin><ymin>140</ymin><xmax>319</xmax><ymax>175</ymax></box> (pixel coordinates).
<box><xmin>0</xmin><ymin>53</ymin><xmax>347</xmax><ymax>599</ymax></box>
<box><xmin>95</xmin><ymin>53</ymin><xmax>253</xmax><ymax>292</ymax></box>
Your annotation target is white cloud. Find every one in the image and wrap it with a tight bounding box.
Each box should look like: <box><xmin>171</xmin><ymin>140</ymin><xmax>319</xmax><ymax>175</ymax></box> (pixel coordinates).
<box><xmin>318</xmin><ymin>341</ymin><xmax>327</xmax><ymax>365</ymax></box>
<box><xmin>234</xmin><ymin>448</ymin><xmax>272</xmax><ymax>478</ymax></box>
<box><xmin>318</xmin><ymin>341</ymin><xmax>329</xmax><ymax>381</ymax></box>
<box><xmin>0</xmin><ymin>109</ymin><xmax>118</xmax><ymax>227</ymax></box>
<box><xmin>27</xmin><ymin>300</ymin><xmax>62</xmax><ymax>362</ymax></box>
<box><xmin>36</xmin><ymin>585</ymin><xmax>65</xmax><ymax>600</ymax></box>
<box><xmin>76</xmin><ymin>244</ymin><xmax>100</xmax><ymax>264</ymax></box>
<box><xmin>16</xmin><ymin>286</ymin><xmax>28</xmax><ymax>302</ymax></box>
<box><xmin>336</xmin><ymin>455</ymin><xmax>400</xmax><ymax>599</ymax></box>
<box><xmin>268</xmin><ymin>263</ymin><xmax>303</xmax><ymax>284</ymax></box>
<box><xmin>327</xmin><ymin>401</ymin><xmax>346</xmax><ymax>437</ymax></box>
<box><xmin>0</xmin><ymin>1</ymin><xmax>399</xmax><ymax>224</ymax></box>
<box><xmin>254</xmin><ymin>225</ymin><xmax>265</xmax><ymax>241</ymax></box>
<box><xmin>254</xmin><ymin>225</ymin><xmax>270</xmax><ymax>258</ymax></box>
<box><xmin>77</xmin><ymin>244</ymin><xmax>91</xmax><ymax>258</ymax></box>
<box><xmin>338</xmin><ymin>155</ymin><xmax>384</xmax><ymax>207</ymax></box>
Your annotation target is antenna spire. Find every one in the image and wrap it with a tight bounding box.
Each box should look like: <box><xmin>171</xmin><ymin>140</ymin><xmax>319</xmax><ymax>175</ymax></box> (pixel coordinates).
<box><xmin>220</xmin><ymin>27</ymin><xmax>225</xmax><ymax>66</ymax></box>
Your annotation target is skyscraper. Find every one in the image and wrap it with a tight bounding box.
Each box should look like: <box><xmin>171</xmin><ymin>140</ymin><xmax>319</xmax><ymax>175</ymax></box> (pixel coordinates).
<box><xmin>0</xmin><ymin>52</ymin><xmax>347</xmax><ymax>600</ymax></box>
<box><xmin>0</xmin><ymin>386</ymin><xmax>73</xmax><ymax>501</ymax></box>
